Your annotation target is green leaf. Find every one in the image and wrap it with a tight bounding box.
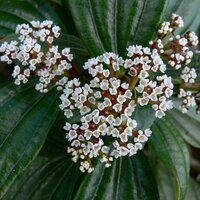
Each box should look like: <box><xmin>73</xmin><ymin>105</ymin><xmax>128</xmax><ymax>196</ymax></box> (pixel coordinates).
<box><xmin>54</xmin><ymin>34</ymin><xmax>89</xmax><ymax>56</ymax></box>
<box><xmin>175</xmin><ymin>0</ymin><xmax>200</xmax><ymax>33</ymax></box>
<box><xmin>167</xmin><ymin>99</ymin><xmax>200</xmax><ymax>148</ymax></box>
<box><xmin>40</xmin><ymin>111</ymin><xmax>67</xmax><ymax>158</ymax></box>
<box><xmin>131</xmin><ymin>152</ymin><xmax>159</xmax><ymax>200</ymax></box>
<box><xmin>161</xmin><ymin>0</ymin><xmax>183</xmax><ymax>21</ymax></box>
<box><xmin>167</xmin><ymin>109</ymin><xmax>200</xmax><ymax>148</ymax></box>
<box><xmin>0</xmin><ymin>81</ymin><xmax>60</xmax><ymax>198</ymax></box>
<box><xmin>134</xmin><ymin>105</ymin><xmax>155</xmax><ymax>130</ymax></box>
<box><xmin>74</xmin><ymin>152</ymin><xmax>159</xmax><ymax>200</ymax></box>
<box><xmin>3</xmin><ymin>154</ymin><xmax>83</xmax><ymax>200</ymax></box>
<box><xmin>67</xmin><ymin>0</ymin><xmax>166</xmax><ymax>56</ymax></box>
<box><xmin>130</xmin><ymin>0</ymin><xmax>165</xmax><ymax>46</ymax></box>
<box><xmin>185</xmin><ymin>178</ymin><xmax>200</xmax><ymax>200</ymax></box>
<box><xmin>0</xmin><ymin>0</ymin><xmax>67</xmax><ymax>37</ymax></box>
<box><xmin>150</xmin><ymin>118</ymin><xmax>189</xmax><ymax>200</ymax></box>
<box><xmin>50</xmin><ymin>0</ymin><xmax>62</xmax><ymax>5</ymax></box>
<box><xmin>156</xmin><ymin>163</ymin><xmax>177</xmax><ymax>200</ymax></box>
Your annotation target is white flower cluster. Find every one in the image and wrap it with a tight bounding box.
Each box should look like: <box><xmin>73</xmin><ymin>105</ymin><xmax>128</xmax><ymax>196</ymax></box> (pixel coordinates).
<box><xmin>171</xmin><ymin>13</ymin><xmax>184</xmax><ymax>27</ymax></box>
<box><xmin>178</xmin><ymin>67</ymin><xmax>197</xmax><ymax>113</ymax></box>
<box><xmin>150</xmin><ymin>14</ymin><xmax>199</xmax><ymax>114</ymax></box>
<box><xmin>126</xmin><ymin>45</ymin><xmax>166</xmax><ymax>73</ymax></box>
<box><xmin>149</xmin><ymin>39</ymin><xmax>164</xmax><ymax>54</ymax></box>
<box><xmin>166</xmin><ymin>33</ymin><xmax>198</xmax><ymax>69</ymax></box>
<box><xmin>181</xmin><ymin>67</ymin><xmax>197</xmax><ymax>83</ymax></box>
<box><xmin>0</xmin><ymin>20</ymin><xmax>73</xmax><ymax>92</ymax></box>
<box><xmin>158</xmin><ymin>13</ymin><xmax>184</xmax><ymax>36</ymax></box>
<box><xmin>127</xmin><ymin>45</ymin><xmax>173</xmax><ymax>118</ymax></box>
<box><xmin>178</xmin><ymin>89</ymin><xmax>196</xmax><ymax>113</ymax></box>
<box><xmin>152</xmin><ymin>14</ymin><xmax>199</xmax><ymax>70</ymax></box>
<box><xmin>60</xmin><ymin>53</ymin><xmax>153</xmax><ymax>172</ymax></box>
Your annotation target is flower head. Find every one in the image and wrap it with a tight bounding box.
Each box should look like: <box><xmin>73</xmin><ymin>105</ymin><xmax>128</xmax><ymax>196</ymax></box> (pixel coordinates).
<box><xmin>0</xmin><ymin>20</ymin><xmax>73</xmax><ymax>92</ymax></box>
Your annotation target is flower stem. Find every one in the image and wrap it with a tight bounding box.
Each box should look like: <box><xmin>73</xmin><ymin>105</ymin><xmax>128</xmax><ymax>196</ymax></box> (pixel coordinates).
<box><xmin>129</xmin><ymin>76</ymin><xmax>139</xmax><ymax>90</ymax></box>
<box><xmin>180</xmin><ymin>83</ymin><xmax>200</xmax><ymax>91</ymax></box>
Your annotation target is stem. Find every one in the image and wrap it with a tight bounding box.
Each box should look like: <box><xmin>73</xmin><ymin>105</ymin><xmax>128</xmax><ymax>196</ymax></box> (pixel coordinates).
<box><xmin>129</xmin><ymin>76</ymin><xmax>139</xmax><ymax>90</ymax></box>
<box><xmin>180</xmin><ymin>83</ymin><xmax>200</xmax><ymax>91</ymax></box>
<box><xmin>109</xmin><ymin>65</ymin><xmax>115</xmax><ymax>77</ymax></box>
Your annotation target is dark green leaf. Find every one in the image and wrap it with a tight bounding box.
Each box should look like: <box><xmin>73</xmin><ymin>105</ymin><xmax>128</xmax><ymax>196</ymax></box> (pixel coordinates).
<box><xmin>0</xmin><ymin>34</ymin><xmax>19</xmax><ymax>45</ymax></box>
<box><xmin>40</xmin><ymin>111</ymin><xmax>66</xmax><ymax>158</ymax></box>
<box><xmin>3</xmin><ymin>154</ymin><xmax>83</xmax><ymax>200</ymax></box>
<box><xmin>134</xmin><ymin>105</ymin><xmax>155</xmax><ymax>130</ymax></box>
<box><xmin>167</xmin><ymin>110</ymin><xmax>200</xmax><ymax>148</ymax></box>
<box><xmin>54</xmin><ymin>34</ymin><xmax>89</xmax><ymax>56</ymax></box>
<box><xmin>161</xmin><ymin>0</ymin><xmax>183</xmax><ymax>21</ymax></box>
<box><xmin>67</xmin><ymin>0</ymin><xmax>166</xmax><ymax>56</ymax></box>
<box><xmin>167</xmin><ymin>99</ymin><xmax>200</xmax><ymax>148</ymax></box>
<box><xmin>0</xmin><ymin>81</ymin><xmax>60</xmax><ymax>198</ymax></box>
<box><xmin>156</xmin><ymin>163</ymin><xmax>176</xmax><ymax>200</ymax></box>
<box><xmin>130</xmin><ymin>0</ymin><xmax>165</xmax><ymax>46</ymax></box>
<box><xmin>175</xmin><ymin>0</ymin><xmax>200</xmax><ymax>34</ymax></box>
<box><xmin>131</xmin><ymin>152</ymin><xmax>159</xmax><ymax>200</ymax></box>
<box><xmin>50</xmin><ymin>0</ymin><xmax>62</xmax><ymax>5</ymax></box>
<box><xmin>150</xmin><ymin>118</ymin><xmax>189</xmax><ymax>200</ymax></box>
<box><xmin>0</xmin><ymin>0</ymin><xmax>67</xmax><ymax>37</ymax></box>
<box><xmin>74</xmin><ymin>152</ymin><xmax>159</xmax><ymax>200</ymax></box>
<box><xmin>185</xmin><ymin>178</ymin><xmax>200</xmax><ymax>200</ymax></box>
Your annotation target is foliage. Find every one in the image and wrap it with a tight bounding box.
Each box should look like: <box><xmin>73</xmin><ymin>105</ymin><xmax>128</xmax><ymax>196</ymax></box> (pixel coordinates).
<box><xmin>0</xmin><ymin>0</ymin><xmax>200</xmax><ymax>199</ymax></box>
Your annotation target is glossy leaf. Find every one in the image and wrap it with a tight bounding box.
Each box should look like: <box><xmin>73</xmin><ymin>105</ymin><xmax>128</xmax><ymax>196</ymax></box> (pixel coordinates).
<box><xmin>157</xmin><ymin>165</ymin><xmax>200</xmax><ymax>200</ymax></box>
<box><xmin>175</xmin><ymin>0</ymin><xmax>200</xmax><ymax>34</ymax></box>
<box><xmin>150</xmin><ymin>118</ymin><xmax>189</xmax><ymax>200</ymax></box>
<box><xmin>50</xmin><ymin>0</ymin><xmax>62</xmax><ymax>5</ymax></box>
<box><xmin>134</xmin><ymin>105</ymin><xmax>155</xmax><ymax>130</ymax></box>
<box><xmin>0</xmin><ymin>81</ymin><xmax>60</xmax><ymax>198</ymax></box>
<box><xmin>131</xmin><ymin>152</ymin><xmax>159</xmax><ymax>200</ymax></box>
<box><xmin>167</xmin><ymin>110</ymin><xmax>200</xmax><ymax>148</ymax></box>
<box><xmin>161</xmin><ymin>0</ymin><xmax>183</xmax><ymax>21</ymax></box>
<box><xmin>156</xmin><ymin>163</ymin><xmax>177</xmax><ymax>200</ymax></box>
<box><xmin>54</xmin><ymin>34</ymin><xmax>89</xmax><ymax>56</ymax></box>
<box><xmin>185</xmin><ymin>178</ymin><xmax>200</xmax><ymax>200</ymax></box>
<box><xmin>0</xmin><ymin>0</ymin><xmax>67</xmax><ymax>37</ymax></box>
<box><xmin>67</xmin><ymin>0</ymin><xmax>166</xmax><ymax>56</ymax></box>
<box><xmin>74</xmin><ymin>152</ymin><xmax>159</xmax><ymax>200</ymax></box>
<box><xmin>168</xmin><ymin>99</ymin><xmax>200</xmax><ymax>148</ymax></box>
<box><xmin>3</xmin><ymin>154</ymin><xmax>83</xmax><ymax>200</ymax></box>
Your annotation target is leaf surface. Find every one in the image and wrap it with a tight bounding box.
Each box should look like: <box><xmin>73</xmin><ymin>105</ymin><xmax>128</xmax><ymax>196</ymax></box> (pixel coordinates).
<box><xmin>67</xmin><ymin>0</ymin><xmax>167</xmax><ymax>56</ymax></box>
<box><xmin>150</xmin><ymin>118</ymin><xmax>189</xmax><ymax>199</ymax></box>
<box><xmin>0</xmin><ymin>82</ymin><xmax>60</xmax><ymax>198</ymax></box>
<box><xmin>74</xmin><ymin>152</ymin><xmax>159</xmax><ymax>200</ymax></box>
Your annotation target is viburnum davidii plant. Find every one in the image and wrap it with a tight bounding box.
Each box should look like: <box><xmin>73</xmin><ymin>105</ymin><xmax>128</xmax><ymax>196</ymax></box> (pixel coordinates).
<box><xmin>0</xmin><ymin>1</ymin><xmax>200</xmax><ymax>199</ymax></box>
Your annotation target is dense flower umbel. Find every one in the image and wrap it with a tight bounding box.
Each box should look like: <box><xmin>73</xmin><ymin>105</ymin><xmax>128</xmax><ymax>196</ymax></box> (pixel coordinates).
<box><xmin>0</xmin><ymin>20</ymin><xmax>73</xmax><ymax>92</ymax></box>
<box><xmin>178</xmin><ymin>67</ymin><xmax>197</xmax><ymax>113</ymax></box>
<box><xmin>60</xmin><ymin>53</ymin><xmax>153</xmax><ymax>172</ymax></box>
<box><xmin>59</xmin><ymin>14</ymin><xmax>199</xmax><ymax>172</ymax></box>
<box><xmin>149</xmin><ymin>14</ymin><xmax>199</xmax><ymax>113</ymax></box>
<box><xmin>126</xmin><ymin>45</ymin><xmax>173</xmax><ymax>118</ymax></box>
<box><xmin>150</xmin><ymin>14</ymin><xmax>198</xmax><ymax>70</ymax></box>
<box><xmin>0</xmin><ymin>14</ymin><xmax>199</xmax><ymax>173</ymax></box>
